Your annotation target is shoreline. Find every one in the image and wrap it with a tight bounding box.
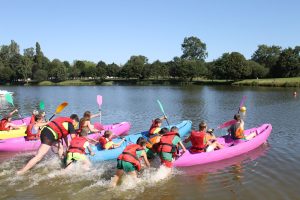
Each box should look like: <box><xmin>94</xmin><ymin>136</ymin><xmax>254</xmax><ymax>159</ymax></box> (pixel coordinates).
<box><xmin>1</xmin><ymin>77</ymin><xmax>300</xmax><ymax>87</ymax></box>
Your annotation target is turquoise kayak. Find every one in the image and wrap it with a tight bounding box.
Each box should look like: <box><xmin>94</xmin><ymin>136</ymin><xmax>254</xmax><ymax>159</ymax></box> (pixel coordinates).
<box><xmin>88</xmin><ymin>120</ymin><xmax>192</xmax><ymax>163</ymax></box>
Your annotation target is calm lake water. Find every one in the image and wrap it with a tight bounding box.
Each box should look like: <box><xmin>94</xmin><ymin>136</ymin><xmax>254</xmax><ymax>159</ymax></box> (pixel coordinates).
<box><xmin>0</xmin><ymin>85</ymin><xmax>300</xmax><ymax>200</ymax></box>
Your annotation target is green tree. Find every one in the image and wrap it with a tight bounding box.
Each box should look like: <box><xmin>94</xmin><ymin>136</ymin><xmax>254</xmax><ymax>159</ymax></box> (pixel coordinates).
<box><xmin>212</xmin><ymin>52</ymin><xmax>251</xmax><ymax>80</ymax></box>
<box><xmin>8</xmin><ymin>40</ymin><xmax>20</xmax><ymax>57</ymax></box>
<box><xmin>251</xmin><ymin>45</ymin><xmax>281</xmax><ymax>69</ymax></box>
<box><xmin>271</xmin><ymin>47</ymin><xmax>300</xmax><ymax>77</ymax></box>
<box><xmin>49</xmin><ymin>59</ymin><xmax>67</xmax><ymax>81</ymax></box>
<box><xmin>23</xmin><ymin>47</ymin><xmax>35</xmax><ymax>58</ymax></box>
<box><xmin>34</xmin><ymin>42</ymin><xmax>44</xmax><ymax>71</ymax></box>
<box><xmin>33</xmin><ymin>69</ymin><xmax>48</xmax><ymax>82</ymax></box>
<box><xmin>247</xmin><ymin>60</ymin><xmax>268</xmax><ymax>78</ymax></box>
<box><xmin>122</xmin><ymin>55</ymin><xmax>148</xmax><ymax>79</ymax></box>
<box><xmin>106</xmin><ymin>63</ymin><xmax>120</xmax><ymax>77</ymax></box>
<box><xmin>181</xmin><ymin>36</ymin><xmax>208</xmax><ymax>61</ymax></box>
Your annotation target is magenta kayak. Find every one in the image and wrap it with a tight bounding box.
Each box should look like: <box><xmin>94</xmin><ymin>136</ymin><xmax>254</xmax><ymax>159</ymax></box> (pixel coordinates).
<box><xmin>174</xmin><ymin>124</ymin><xmax>272</xmax><ymax>167</ymax></box>
<box><xmin>12</xmin><ymin>117</ymin><xmax>31</xmax><ymax>125</ymax></box>
<box><xmin>0</xmin><ymin>122</ymin><xmax>131</xmax><ymax>152</ymax></box>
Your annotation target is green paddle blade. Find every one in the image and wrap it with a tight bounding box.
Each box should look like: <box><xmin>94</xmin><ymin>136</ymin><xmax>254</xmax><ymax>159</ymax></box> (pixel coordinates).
<box><xmin>39</xmin><ymin>101</ymin><xmax>45</xmax><ymax>110</ymax></box>
<box><xmin>5</xmin><ymin>93</ymin><xmax>14</xmax><ymax>106</ymax></box>
<box><xmin>157</xmin><ymin>99</ymin><xmax>165</xmax><ymax>114</ymax></box>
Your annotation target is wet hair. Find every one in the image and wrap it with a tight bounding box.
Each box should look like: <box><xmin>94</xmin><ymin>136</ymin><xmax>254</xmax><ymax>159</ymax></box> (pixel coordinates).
<box><xmin>136</xmin><ymin>137</ymin><xmax>147</xmax><ymax>146</ymax></box>
<box><xmin>159</xmin><ymin>127</ymin><xmax>169</xmax><ymax>135</ymax></box>
<box><xmin>104</xmin><ymin>130</ymin><xmax>113</xmax><ymax>138</ymax></box>
<box><xmin>199</xmin><ymin>121</ymin><xmax>207</xmax><ymax>130</ymax></box>
<box><xmin>170</xmin><ymin>126</ymin><xmax>179</xmax><ymax>133</ymax></box>
<box><xmin>234</xmin><ymin>114</ymin><xmax>241</xmax><ymax>121</ymax></box>
<box><xmin>154</xmin><ymin>118</ymin><xmax>162</xmax><ymax>125</ymax></box>
<box><xmin>34</xmin><ymin>114</ymin><xmax>43</xmax><ymax>122</ymax></box>
<box><xmin>79</xmin><ymin>111</ymin><xmax>91</xmax><ymax>127</ymax></box>
<box><xmin>79</xmin><ymin>127</ymin><xmax>89</xmax><ymax>137</ymax></box>
<box><xmin>70</xmin><ymin>114</ymin><xmax>79</xmax><ymax>122</ymax></box>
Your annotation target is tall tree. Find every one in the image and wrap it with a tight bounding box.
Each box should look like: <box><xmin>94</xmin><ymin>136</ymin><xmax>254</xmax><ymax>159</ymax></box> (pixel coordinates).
<box><xmin>181</xmin><ymin>36</ymin><xmax>208</xmax><ymax>61</ymax></box>
<box><xmin>122</xmin><ymin>55</ymin><xmax>148</xmax><ymax>79</ymax></box>
<box><xmin>23</xmin><ymin>47</ymin><xmax>35</xmax><ymax>58</ymax></box>
<box><xmin>251</xmin><ymin>45</ymin><xmax>281</xmax><ymax>69</ymax></box>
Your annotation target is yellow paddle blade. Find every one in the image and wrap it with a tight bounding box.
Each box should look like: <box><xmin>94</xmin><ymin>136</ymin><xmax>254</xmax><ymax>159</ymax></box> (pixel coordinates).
<box><xmin>55</xmin><ymin>102</ymin><xmax>68</xmax><ymax>114</ymax></box>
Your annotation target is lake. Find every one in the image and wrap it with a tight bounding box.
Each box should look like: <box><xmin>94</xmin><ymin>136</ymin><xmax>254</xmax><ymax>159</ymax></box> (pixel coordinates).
<box><xmin>0</xmin><ymin>85</ymin><xmax>300</xmax><ymax>200</ymax></box>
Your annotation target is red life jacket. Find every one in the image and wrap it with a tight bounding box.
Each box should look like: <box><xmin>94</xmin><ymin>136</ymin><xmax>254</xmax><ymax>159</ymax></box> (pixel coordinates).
<box><xmin>30</xmin><ymin>115</ymin><xmax>36</xmax><ymax>124</ymax></box>
<box><xmin>47</xmin><ymin>117</ymin><xmax>74</xmax><ymax>139</ymax></box>
<box><xmin>157</xmin><ymin>132</ymin><xmax>180</xmax><ymax>154</ymax></box>
<box><xmin>99</xmin><ymin>136</ymin><xmax>112</xmax><ymax>149</ymax></box>
<box><xmin>25</xmin><ymin>123</ymin><xmax>40</xmax><ymax>141</ymax></box>
<box><xmin>117</xmin><ymin>144</ymin><xmax>144</xmax><ymax>171</ymax></box>
<box><xmin>190</xmin><ymin>131</ymin><xmax>206</xmax><ymax>153</ymax></box>
<box><xmin>0</xmin><ymin>118</ymin><xmax>9</xmax><ymax>131</ymax></box>
<box><xmin>68</xmin><ymin>136</ymin><xmax>88</xmax><ymax>154</ymax></box>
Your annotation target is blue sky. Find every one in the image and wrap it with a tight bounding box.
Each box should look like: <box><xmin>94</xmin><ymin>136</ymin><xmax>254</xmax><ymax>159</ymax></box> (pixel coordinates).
<box><xmin>1</xmin><ymin>0</ymin><xmax>299</xmax><ymax>64</ymax></box>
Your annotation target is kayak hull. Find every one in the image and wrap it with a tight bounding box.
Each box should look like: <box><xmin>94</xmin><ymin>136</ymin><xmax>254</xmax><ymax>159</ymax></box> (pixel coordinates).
<box><xmin>0</xmin><ymin>122</ymin><xmax>131</xmax><ymax>152</ymax></box>
<box><xmin>174</xmin><ymin>124</ymin><xmax>272</xmax><ymax>167</ymax></box>
<box><xmin>88</xmin><ymin>120</ymin><xmax>192</xmax><ymax>163</ymax></box>
<box><xmin>0</xmin><ymin>117</ymin><xmax>31</xmax><ymax>140</ymax></box>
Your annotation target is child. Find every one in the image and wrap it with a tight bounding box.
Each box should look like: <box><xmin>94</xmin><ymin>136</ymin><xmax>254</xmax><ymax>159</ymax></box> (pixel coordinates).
<box><xmin>145</xmin><ymin>127</ymin><xmax>169</xmax><ymax>159</ymax></box>
<box><xmin>148</xmin><ymin>116</ymin><xmax>167</xmax><ymax>136</ymax></box>
<box><xmin>228</xmin><ymin>114</ymin><xmax>256</xmax><ymax>140</ymax></box>
<box><xmin>111</xmin><ymin>137</ymin><xmax>150</xmax><ymax>187</ymax></box>
<box><xmin>0</xmin><ymin>109</ymin><xmax>23</xmax><ymax>130</ymax></box>
<box><xmin>98</xmin><ymin>130</ymin><xmax>126</xmax><ymax>150</ymax></box>
<box><xmin>65</xmin><ymin>127</ymin><xmax>95</xmax><ymax>170</ymax></box>
<box><xmin>30</xmin><ymin>110</ymin><xmax>39</xmax><ymax>124</ymax></box>
<box><xmin>79</xmin><ymin>111</ymin><xmax>102</xmax><ymax>133</ymax></box>
<box><xmin>157</xmin><ymin>126</ymin><xmax>186</xmax><ymax>168</ymax></box>
<box><xmin>25</xmin><ymin>114</ymin><xmax>48</xmax><ymax>141</ymax></box>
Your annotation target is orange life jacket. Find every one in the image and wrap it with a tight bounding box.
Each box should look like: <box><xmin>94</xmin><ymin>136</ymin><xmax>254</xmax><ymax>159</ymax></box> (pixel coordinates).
<box><xmin>146</xmin><ymin>134</ymin><xmax>161</xmax><ymax>149</ymax></box>
<box><xmin>149</xmin><ymin>124</ymin><xmax>160</xmax><ymax>136</ymax></box>
<box><xmin>47</xmin><ymin>117</ymin><xmax>74</xmax><ymax>139</ymax></box>
<box><xmin>25</xmin><ymin>123</ymin><xmax>40</xmax><ymax>141</ymax></box>
<box><xmin>68</xmin><ymin>136</ymin><xmax>87</xmax><ymax>154</ymax></box>
<box><xmin>0</xmin><ymin>118</ymin><xmax>9</xmax><ymax>131</ymax></box>
<box><xmin>157</xmin><ymin>132</ymin><xmax>180</xmax><ymax>154</ymax></box>
<box><xmin>229</xmin><ymin>123</ymin><xmax>245</xmax><ymax>139</ymax></box>
<box><xmin>117</xmin><ymin>144</ymin><xmax>144</xmax><ymax>171</ymax></box>
<box><xmin>99</xmin><ymin>136</ymin><xmax>112</xmax><ymax>149</ymax></box>
<box><xmin>190</xmin><ymin>130</ymin><xmax>206</xmax><ymax>153</ymax></box>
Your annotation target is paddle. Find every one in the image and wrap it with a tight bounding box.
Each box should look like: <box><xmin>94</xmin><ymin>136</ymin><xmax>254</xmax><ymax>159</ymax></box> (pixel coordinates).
<box><xmin>216</xmin><ymin>96</ymin><xmax>247</xmax><ymax>129</ymax></box>
<box><xmin>4</xmin><ymin>93</ymin><xmax>24</xmax><ymax>123</ymax></box>
<box><xmin>97</xmin><ymin>95</ymin><xmax>102</xmax><ymax>123</ymax></box>
<box><xmin>157</xmin><ymin>99</ymin><xmax>170</xmax><ymax>126</ymax></box>
<box><xmin>39</xmin><ymin>101</ymin><xmax>45</xmax><ymax>110</ymax></box>
<box><xmin>49</xmin><ymin>102</ymin><xmax>68</xmax><ymax>121</ymax></box>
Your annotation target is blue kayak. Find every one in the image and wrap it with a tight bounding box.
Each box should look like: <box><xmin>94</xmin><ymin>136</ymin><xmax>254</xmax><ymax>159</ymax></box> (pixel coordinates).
<box><xmin>88</xmin><ymin>120</ymin><xmax>192</xmax><ymax>163</ymax></box>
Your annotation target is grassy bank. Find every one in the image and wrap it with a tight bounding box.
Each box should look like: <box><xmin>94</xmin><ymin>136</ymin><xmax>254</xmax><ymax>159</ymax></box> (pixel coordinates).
<box><xmin>233</xmin><ymin>77</ymin><xmax>300</xmax><ymax>87</ymax></box>
<box><xmin>37</xmin><ymin>80</ymin><xmax>97</xmax><ymax>86</ymax></box>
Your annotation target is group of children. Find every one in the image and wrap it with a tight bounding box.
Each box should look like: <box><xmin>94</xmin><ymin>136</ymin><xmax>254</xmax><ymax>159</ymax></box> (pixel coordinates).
<box><xmin>11</xmin><ymin>107</ymin><xmax>256</xmax><ymax>187</ymax></box>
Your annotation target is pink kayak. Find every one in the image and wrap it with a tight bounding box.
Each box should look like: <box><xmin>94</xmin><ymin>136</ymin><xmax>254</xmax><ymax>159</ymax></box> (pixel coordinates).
<box><xmin>174</xmin><ymin>124</ymin><xmax>272</xmax><ymax>167</ymax></box>
<box><xmin>12</xmin><ymin>117</ymin><xmax>31</xmax><ymax>125</ymax></box>
<box><xmin>0</xmin><ymin>122</ymin><xmax>131</xmax><ymax>152</ymax></box>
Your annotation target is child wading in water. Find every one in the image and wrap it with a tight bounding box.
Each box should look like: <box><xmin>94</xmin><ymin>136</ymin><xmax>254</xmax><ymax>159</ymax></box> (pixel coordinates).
<box><xmin>65</xmin><ymin>127</ymin><xmax>95</xmax><ymax>171</ymax></box>
<box><xmin>111</xmin><ymin>137</ymin><xmax>150</xmax><ymax>187</ymax></box>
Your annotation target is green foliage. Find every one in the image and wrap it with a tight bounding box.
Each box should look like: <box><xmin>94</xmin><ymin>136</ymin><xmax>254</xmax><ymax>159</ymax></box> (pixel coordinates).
<box><xmin>247</xmin><ymin>60</ymin><xmax>268</xmax><ymax>78</ymax></box>
<box><xmin>33</xmin><ymin>69</ymin><xmax>48</xmax><ymax>82</ymax></box>
<box><xmin>121</xmin><ymin>55</ymin><xmax>148</xmax><ymax>79</ymax></box>
<box><xmin>181</xmin><ymin>36</ymin><xmax>207</xmax><ymax>61</ymax></box>
<box><xmin>212</xmin><ymin>52</ymin><xmax>251</xmax><ymax>80</ymax></box>
<box><xmin>251</xmin><ymin>45</ymin><xmax>281</xmax><ymax>68</ymax></box>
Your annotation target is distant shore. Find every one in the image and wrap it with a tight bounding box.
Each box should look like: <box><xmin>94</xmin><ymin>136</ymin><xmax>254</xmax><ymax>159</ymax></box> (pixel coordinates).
<box><xmin>2</xmin><ymin>77</ymin><xmax>300</xmax><ymax>87</ymax></box>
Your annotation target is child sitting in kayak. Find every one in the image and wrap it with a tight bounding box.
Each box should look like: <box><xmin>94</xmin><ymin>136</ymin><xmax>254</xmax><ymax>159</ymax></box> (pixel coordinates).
<box><xmin>145</xmin><ymin>127</ymin><xmax>169</xmax><ymax>159</ymax></box>
<box><xmin>148</xmin><ymin>116</ymin><xmax>167</xmax><ymax>136</ymax></box>
<box><xmin>111</xmin><ymin>137</ymin><xmax>150</xmax><ymax>187</ymax></box>
<box><xmin>79</xmin><ymin>111</ymin><xmax>103</xmax><ymax>133</ymax></box>
<box><xmin>157</xmin><ymin>126</ymin><xmax>186</xmax><ymax>168</ymax></box>
<box><xmin>228</xmin><ymin>114</ymin><xmax>256</xmax><ymax>140</ymax></box>
<box><xmin>65</xmin><ymin>127</ymin><xmax>95</xmax><ymax>171</ymax></box>
<box><xmin>0</xmin><ymin>109</ymin><xmax>24</xmax><ymax>131</ymax></box>
<box><xmin>184</xmin><ymin>121</ymin><xmax>223</xmax><ymax>153</ymax></box>
<box><xmin>98</xmin><ymin>130</ymin><xmax>125</xmax><ymax>150</ymax></box>
<box><xmin>29</xmin><ymin>110</ymin><xmax>39</xmax><ymax>124</ymax></box>
<box><xmin>25</xmin><ymin>114</ymin><xmax>49</xmax><ymax>141</ymax></box>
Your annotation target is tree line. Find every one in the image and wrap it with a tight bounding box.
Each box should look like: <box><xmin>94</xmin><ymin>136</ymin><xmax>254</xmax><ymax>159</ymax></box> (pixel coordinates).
<box><xmin>0</xmin><ymin>37</ymin><xmax>300</xmax><ymax>83</ymax></box>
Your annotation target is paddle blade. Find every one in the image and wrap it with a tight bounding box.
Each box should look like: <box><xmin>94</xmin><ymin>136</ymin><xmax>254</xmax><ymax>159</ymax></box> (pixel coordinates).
<box><xmin>39</xmin><ymin>101</ymin><xmax>45</xmax><ymax>110</ymax></box>
<box><xmin>239</xmin><ymin>96</ymin><xmax>247</xmax><ymax>108</ymax></box>
<box><xmin>5</xmin><ymin>93</ymin><xmax>14</xmax><ymax>106</ymax></box>
<box><xmin>97</xmin><ymin>95</ymin><xmax>102</xmax><ymax>107</ymax></box>
<box><xmin>55</xmin><ymin>102</ymin><xmax>68</xmax><ymax>114</ymax></box>
<box><xmin>157</xmin><ymin>99</ymin><xmax>165</xmax><ymax>114</ymax></box>
<box><xmin>217</xmin><ymin>119</ymin><xmax>236</xmax><ymax>129</ymax></box>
